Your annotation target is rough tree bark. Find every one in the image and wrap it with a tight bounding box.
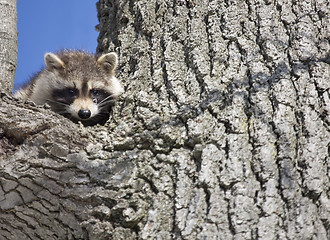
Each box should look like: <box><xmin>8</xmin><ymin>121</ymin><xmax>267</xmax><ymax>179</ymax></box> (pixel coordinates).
<box><xmin>0</xmin><ymin>0</ymin><xmax>329</xmax><ymax>239</ymax></box>
<box><xmin>0</xmin><ymin>0</ymin><xmax>17</xmax><ymax>93</ymax></box>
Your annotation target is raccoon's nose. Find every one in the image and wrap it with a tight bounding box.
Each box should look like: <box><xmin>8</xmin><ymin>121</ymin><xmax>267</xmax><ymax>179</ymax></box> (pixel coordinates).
<box><xmin>78</xmin><ymin>109</ymin><xmax>91</xmax><ymax>119</ymax></box>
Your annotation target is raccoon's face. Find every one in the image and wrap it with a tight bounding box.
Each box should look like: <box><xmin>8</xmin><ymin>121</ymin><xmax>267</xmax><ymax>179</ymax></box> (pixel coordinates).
<box><xmin>51</xmin><ymin>85</ymin><xmax>112</xmax><ymax>121</ymax></box>
<box><xmin>43</xmin><ymin>51</ymin><xmax>124</xmax><ymax>125</ymax></box>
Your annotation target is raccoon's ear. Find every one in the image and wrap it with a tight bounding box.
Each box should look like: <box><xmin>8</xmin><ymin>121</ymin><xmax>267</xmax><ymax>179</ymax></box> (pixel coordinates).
<box><xmin>97</xmin><ymin>52</ymin><xmax>118</xmax><ymax>73</ymax></box>
<box><xmin>44</xmin><ymin>53</ymin><xmax>65</xmax><ymax>71</ymax></box>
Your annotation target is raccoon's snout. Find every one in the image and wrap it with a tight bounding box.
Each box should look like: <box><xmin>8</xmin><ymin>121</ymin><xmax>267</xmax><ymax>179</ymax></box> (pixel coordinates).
<box><xmin>78</xmin><ymin>109</ymin><xmax>91</xmax><ymax>119</ymax></box>
<box><xmin>68</xmin><ymin>97</ymin><xmax>99</xmax><ymax>121</ymax></box>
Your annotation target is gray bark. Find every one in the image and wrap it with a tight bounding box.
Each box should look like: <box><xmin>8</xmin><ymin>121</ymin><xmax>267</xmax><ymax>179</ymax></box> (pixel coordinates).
<box><xmin>1</xmin><ymin>0</ymin><xmax>329</xmax><ymax>239</ymax></box>
<box><xmin>0</xmin><ymin>0</ymin><xmax>17</xmax><ymax>93</ymax></box>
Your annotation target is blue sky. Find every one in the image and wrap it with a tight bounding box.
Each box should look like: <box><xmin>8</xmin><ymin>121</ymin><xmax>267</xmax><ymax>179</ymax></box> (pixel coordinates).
<box><xmin>14</xmin><ymin>0</ymin><xmax>99</xmax><ymax>91</ymax></box>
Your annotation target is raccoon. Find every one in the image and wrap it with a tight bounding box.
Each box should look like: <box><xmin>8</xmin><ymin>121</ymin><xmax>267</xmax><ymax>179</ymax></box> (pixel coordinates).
<box><xmin>14</xmin><ymin>50</ymin><xmax>124</xmax><ymax>126</ymax></box>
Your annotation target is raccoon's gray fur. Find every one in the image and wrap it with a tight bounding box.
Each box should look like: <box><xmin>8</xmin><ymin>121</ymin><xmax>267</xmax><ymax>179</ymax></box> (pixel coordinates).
<box><xmin>15</xmin><ymin>50</ymin><xmax>124</xmax><ymax>126</ymax></box>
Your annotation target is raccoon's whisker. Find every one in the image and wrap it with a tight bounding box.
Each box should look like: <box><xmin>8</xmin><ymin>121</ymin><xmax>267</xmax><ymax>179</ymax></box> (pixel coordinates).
<box><xmin>98</xmin><ymin>104</ymin><xmax>113</xmax><ymax>112</ymax></box>
<box><xmin>44</xmin><ymin>98</ymin><xmax>70</xmax><ymax>106</ymax></box>
<box><xmin>56</xmin><ymin>110</ymin><xmax>71</xmax><ymax>115</ymax></box>
<box><xmin>98</xmin><ymin>102</ymin><xmax>114</xmax><ymax>109</ymax></box>
<box><xmin>97</xmin><ymin>111</ymin><xmax>110</xmax><ymax>115</ymax></box>
<box><xmin>97</xmin><ymin>95</ymin><xmax>115</xmax><ymax>105</ymax></box>
<box><xmin>98</xmin><ymin>99</ymin><xmax>116</xmax><ymax>108</ymax></box>
<box><xmin>93</xmin><ymin>110</ymin><xmax>109</xmax><ymax>117</ymax></box>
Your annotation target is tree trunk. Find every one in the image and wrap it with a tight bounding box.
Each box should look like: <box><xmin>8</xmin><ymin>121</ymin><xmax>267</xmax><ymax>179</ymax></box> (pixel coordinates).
<box><xmin>0</xmin><ymin>0</ymin><xmax>17</xmax><ymax>93</ymax></box>
<box><xmin>1</xmin><ymin>0</ymin><xmax>329</xmax><ymax>239</ymax></box>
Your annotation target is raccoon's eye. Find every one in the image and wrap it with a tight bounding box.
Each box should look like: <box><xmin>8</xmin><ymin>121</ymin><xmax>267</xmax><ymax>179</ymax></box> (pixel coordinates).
<box><xmin>52</xmin><ymin>87</ymin><xmax>78</xmax><ymax>104</ymax></box>
<box><xmin>91</xmin><ymin>89</ymin><xmax>101</xmax><ymax>96</ymax></box>
<box><xmin>90</xmin><ymin>89</ymin><xmax>110</xmax><ymax>104</ymax></box>
<box><xmin>67</xmin><ymin>88</ymin><xmax>77</xmax><ymax>96</ymax></box>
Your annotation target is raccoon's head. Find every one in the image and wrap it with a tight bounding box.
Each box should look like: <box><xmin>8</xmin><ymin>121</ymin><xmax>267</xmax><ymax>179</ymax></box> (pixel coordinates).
<box><xmin>43</xmin><ymin>51</ymin><xmax>124</xmax><ymax>126</ymax></box>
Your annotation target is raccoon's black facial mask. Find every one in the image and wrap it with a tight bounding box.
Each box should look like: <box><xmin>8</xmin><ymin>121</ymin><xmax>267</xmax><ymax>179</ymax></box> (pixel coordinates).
<box><xmin>90</xmin><ymin>89</ymin><xmax>111</xmax><ymax>104</ymax></box>
<box><xmin>52</xmin><ymin>88</ymin><xmax>79</xmax><ymax>105</ymax></box>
